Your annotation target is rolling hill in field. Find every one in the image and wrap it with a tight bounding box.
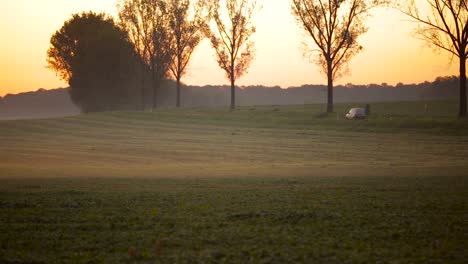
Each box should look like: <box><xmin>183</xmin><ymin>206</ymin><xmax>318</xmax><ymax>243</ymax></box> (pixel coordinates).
<box><xmin>1</xmin><ymin>101</ymin><xmax>467</xmax><ymax>178</ymax></box>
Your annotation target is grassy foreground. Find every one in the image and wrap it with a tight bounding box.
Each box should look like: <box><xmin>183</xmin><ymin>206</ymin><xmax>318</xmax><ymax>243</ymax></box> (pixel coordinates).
<box><xmin>0</xmin><ymin>101</ymin><xmax>467</xmax><ymax>262</ymax></box>
<box><xmin>0</xmin><ymin>176</ymin><xmax>466</xmax><ymax>263</ymax></box>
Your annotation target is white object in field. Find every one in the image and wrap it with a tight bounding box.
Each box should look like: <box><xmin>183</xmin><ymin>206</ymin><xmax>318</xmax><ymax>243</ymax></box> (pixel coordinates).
<box><xmin>346</xmin><ymin>108</ymin><xmax>366</xmax><ymax>119</ymax></box>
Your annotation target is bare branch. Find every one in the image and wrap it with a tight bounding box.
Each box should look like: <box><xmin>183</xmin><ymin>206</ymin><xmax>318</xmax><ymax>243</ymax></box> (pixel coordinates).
<box><xmin>292</xmin><ymin>0</ymin><xmax>376</xmax><ymax>81</ymax></box>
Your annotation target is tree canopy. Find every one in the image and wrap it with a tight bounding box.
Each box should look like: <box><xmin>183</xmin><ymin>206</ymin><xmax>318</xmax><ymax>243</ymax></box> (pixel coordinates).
<box><xmin>47</xmin><ymin>12</ymin><xmax>138</xmax><ymax>112</ymax></box>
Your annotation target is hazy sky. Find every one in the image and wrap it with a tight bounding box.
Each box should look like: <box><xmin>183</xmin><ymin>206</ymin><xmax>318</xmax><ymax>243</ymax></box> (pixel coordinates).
<box><xmin>0</xmin><ymin>0</ymin><xmax>458</xmax><ymax>96</ymax></box>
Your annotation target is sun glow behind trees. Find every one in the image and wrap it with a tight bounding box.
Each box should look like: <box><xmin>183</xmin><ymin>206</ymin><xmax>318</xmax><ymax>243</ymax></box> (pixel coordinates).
<box><xmin>0</xmin><ymin>0</ymin><xmax>458</xmax><ymax>96</ymax></box>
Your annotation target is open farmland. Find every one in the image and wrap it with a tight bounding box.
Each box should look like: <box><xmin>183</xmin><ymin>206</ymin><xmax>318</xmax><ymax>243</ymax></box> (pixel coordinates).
<box><xmin>0</xmin><ymin>101</ymin><xmax>467</xmax><ymax>262</ymax></box>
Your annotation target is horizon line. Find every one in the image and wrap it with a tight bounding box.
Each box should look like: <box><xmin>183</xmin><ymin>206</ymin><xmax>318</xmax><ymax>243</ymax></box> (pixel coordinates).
<box><xmin>0</xmin><ymin>76</ymin><xmax>460</xmax><ymax>98</ymax></box>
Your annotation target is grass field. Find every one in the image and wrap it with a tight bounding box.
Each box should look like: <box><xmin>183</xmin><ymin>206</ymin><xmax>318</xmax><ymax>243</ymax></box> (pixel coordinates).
<box><xmin>0</xmin><ymin>101</ymin><xmax>467</xmax><ymax>262</ymax></box>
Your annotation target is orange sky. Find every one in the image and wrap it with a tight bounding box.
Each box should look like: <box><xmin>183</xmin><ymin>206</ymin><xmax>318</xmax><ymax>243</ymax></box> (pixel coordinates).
<box><xmin>0</xmin><ymin>0</ymin><xmax>458</xmax><ymax>97</ymax></box>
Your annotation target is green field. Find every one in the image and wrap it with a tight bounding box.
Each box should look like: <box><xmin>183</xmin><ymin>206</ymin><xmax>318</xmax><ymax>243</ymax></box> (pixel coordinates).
<box><xmin>0</xmin><ymin>101</ymin><xmax>467</xmax><ymax>262</ymax></box>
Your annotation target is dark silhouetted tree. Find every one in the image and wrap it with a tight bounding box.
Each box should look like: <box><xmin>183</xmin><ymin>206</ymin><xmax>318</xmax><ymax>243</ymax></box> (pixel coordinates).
<box><xmin>208</xmin><ymin>0</ymin><xmax>258</xmax><ymax>110</ymax></box>
<box><xmin>396</xmin><ymin>0</ymin><xmax>468</xmax><ymax>117</ymax></box>
<box><xmin>292</xmin><ymin>0</ymin><xmax>380</xmax><ymax>113</ymax></box>
<box><xmin>118</xmin><ymin>0</ymin><xmax>173</xmax><ymax>110</ymax></box>
<box><xmin>47</xmin><ymin>12</ymin><xmax>138</xmax><ymax>112</ymax></box>
<box><xmin>167</xmin><ymin>0</ymin><xmax>208</xmax><ymax>107</ymax></box>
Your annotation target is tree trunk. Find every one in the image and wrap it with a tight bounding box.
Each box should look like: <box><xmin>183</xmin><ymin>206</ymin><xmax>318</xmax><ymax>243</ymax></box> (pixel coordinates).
<box><xmin>153</xmin><ymin>81</ymin><xmax>157</xmax><ymax>110</ymax></box>
<box><xmin>230</xmin><ymin>72</ymin><xmax>235</xmax><ymax>110</ymax></box>
<box><xmin>176</xmin><ymin>77</ymin><xmax>181</xmax><ymax>108</ymax></box>
<box><xmin>151</xmin><ymin>70</ymin><xmax>157</xmax><ymax>110</ymax></box>
<box><xmin>327</xmin><ymin>60</ymin><xmax>333</xmax><ymax>113</ymax></box>
<box><xmin>141</xmin><ymin>76</ymin><xmax>145</xmax><ymax>111</ymax></box>
<box><xmin>460</xmin><ymin>56</ymin><xmax>467</xmax><ymax>118</ymax></box>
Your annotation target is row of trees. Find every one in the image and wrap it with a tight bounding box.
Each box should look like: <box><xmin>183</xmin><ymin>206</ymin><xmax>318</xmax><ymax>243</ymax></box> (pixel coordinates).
<box><xmin>47</xmin><ymin>0</ymin><xmax>467</xmax><ymax>117</ymax></box>
<box><xmin>47</xmin><ymin>0</ymin><xmax>258</xmax><ymax>112</ymax></box>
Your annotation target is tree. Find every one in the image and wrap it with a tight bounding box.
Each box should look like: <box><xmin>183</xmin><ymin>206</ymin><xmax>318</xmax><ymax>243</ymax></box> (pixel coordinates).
<box><xmin>47</xmin><ymin>12</ymin><xmax>138</xmax><ymax>112</ymax></box>
<box><xmin>208</xmin><ymin>0</ymin><xmax>258</xmax><ymax>110</ymax></box>
<box><xmin>167</xmin><ymin>0</ymin><xmax>208</xmax><ymax>107</ymax></box>
<box><xmin>396</xmin><ymin>0</ymin><xmax>467</xmax><ymax>118</ymax></box>
<box><xmin>118</xmin><ymin>0</ymin><xmax>173</xmax><ymax>110</ymax></box>
<box><xmin>291</xmin><ymin>0</ymin><xmax>379</xmax><ymax>113</ymax></box>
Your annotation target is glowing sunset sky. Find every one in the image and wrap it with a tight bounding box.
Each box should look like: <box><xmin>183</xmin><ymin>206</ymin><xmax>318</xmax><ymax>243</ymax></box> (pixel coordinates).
<box><xmin>0</xmin><ymin>0</ymin><xmax>458</xmax><ymax>96</ymax></box>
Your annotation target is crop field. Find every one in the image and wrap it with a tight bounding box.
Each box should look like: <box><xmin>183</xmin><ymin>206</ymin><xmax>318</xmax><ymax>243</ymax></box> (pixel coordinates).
<box><xmin>0</xmin><ymin>101</ymin><xmax>467</xmax><ymax>262</ymax></box>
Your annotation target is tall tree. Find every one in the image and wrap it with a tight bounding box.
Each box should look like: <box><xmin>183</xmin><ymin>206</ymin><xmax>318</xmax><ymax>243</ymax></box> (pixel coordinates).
<box><xmin>47</xmin><ymin>12</ymin><xmax>138</xmax><ymax>112</ymax></box>
<box><xmin>396</xmin><ymin>0</ymin><xmax>467</xmax><ymax>118</ymax></box>
<box><xmin>209</xmin><ymin>0</ymin><xmax>258</xmax><ymax>110</ymax></box>
<box><xmin>118</xmin><ymin>0</ymin><xmax>153</xmax><ymax>110</ymax></box>
<box><xmin>292</xmin><ymin>0</ymin><xmax>379</xmax><ymax>113</ymax></box>
<box><xmin>118</xmin><ymin>0</ymin><xmax>173</xmax><ymax>110</ymax></box>
<box><xmin>167</xmin><ymin>0</ymin><xmax>208</xmax><ymax>107</ymax></box>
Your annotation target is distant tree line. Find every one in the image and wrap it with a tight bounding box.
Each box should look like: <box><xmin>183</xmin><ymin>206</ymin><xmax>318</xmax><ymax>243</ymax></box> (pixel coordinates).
<box><xmin>154</xmin><ymin>75</ymin><xmax>460</xmax><ymax>106</ymax></box>
<box><xmin>171</xmin><ymin>76</ymin><xmax>461</xmax><ymax>107</ymax></box>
